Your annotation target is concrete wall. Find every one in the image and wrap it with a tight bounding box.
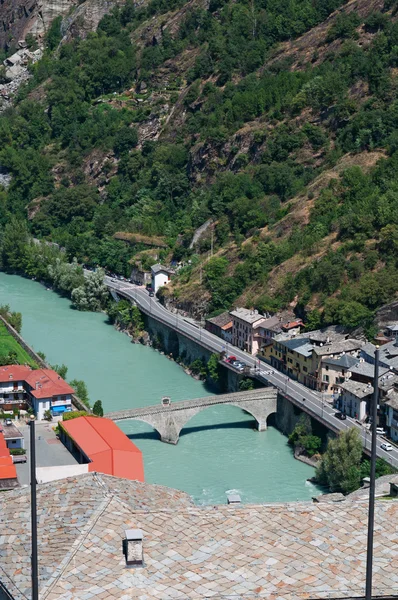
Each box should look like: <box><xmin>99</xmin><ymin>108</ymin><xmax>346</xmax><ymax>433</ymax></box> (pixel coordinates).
<box><xmin>0</xmin><ymin>316</ymin><xmax>90</xmax><ymax>414</ymax></box>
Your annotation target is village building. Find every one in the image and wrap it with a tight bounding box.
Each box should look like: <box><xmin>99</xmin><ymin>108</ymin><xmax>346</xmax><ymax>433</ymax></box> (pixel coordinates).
<box><xmin>338</xmin><ymin>380</ymin><xmax>373</xmax><ymax>420</ymax></box>
<box><xmin>130</xmin><ymin>265</ymin><xmax>151</xmax><ymax>286</ymax></box>
<box><xmin>318</xmin><ymin>354</ymin><xmax>358</xmax><ymax>394</ymax></box>
<box><xmin>267</xmin><ymin>330</ymin><xmax>363</xmax><ymax>392</ymax></box>
<box><xmin>361</xmin><ymin>339</ymin><xmax>398</xmax><ymax>372</ymax></box>
<box><xmin>386</xmin><ymin>323</ymin><xmax>398</xmax><ymax>339</ymax></box>
<box><xmin>59</xmin><ymin>416</ymin><xmax>144</xmax><ymax>482</ymax></box>
<box><xmin>230</xmin><ymin>308</ymin><xmax>267</xmax><ymax>355</ymax></box>
<box><xmin>0</xmin><ymin>365</ymin><xmax>74</xmax><ymax>420</ymax></box>
<box><xmin>0</xmin><ymin>421</ymin><xmax>24</xmax><ymax>450</ymax></box>
<box><xmin>150</xmin><ymin>264</ymin><xmax>175</xmax><ymax>293</ymax></box>
<box><xmin>385</xmin><ymin>389</ymin><xmax>398</xmax><ymax>442</ymax></box>
<box><xmin>205</xmin><ymin>311</ymin><xmax>233</xmax><ymax>343</ymax></box>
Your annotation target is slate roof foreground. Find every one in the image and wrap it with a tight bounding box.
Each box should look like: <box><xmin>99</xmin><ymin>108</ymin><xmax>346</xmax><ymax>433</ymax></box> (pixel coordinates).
<box><xmin>1</xmin><ymin>473</ymin><xmax>398</xmax><ymax>600</ymax></box>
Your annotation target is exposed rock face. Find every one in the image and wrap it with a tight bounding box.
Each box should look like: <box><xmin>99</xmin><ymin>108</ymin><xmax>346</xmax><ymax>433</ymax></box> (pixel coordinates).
<box><xmin>0</xmin><ymin>0</ymin><xmax>122</xmax><ymax>50</ymax></box>
<box><xmin>0</xmin><ymin>0</ymin><xmax>78</xmax><ymax>50</ymax></box>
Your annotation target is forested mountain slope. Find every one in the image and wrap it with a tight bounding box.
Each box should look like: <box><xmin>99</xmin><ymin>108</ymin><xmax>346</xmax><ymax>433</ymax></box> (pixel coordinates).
<box><xmin>1</xmin><ymin>0</ymin><xmax>398</xmax><ymax>333</ymax></box>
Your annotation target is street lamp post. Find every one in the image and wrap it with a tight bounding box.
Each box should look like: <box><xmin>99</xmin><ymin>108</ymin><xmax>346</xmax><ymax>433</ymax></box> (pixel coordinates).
<box><xmin>29</xmin><ymin>414</ymin><xmax>39</xmax><ymax>600</ymax></box>
<box><xmin>365</xmin><ymin>346</ymin><xmax>380</xmax><ymax>600</ymax></box>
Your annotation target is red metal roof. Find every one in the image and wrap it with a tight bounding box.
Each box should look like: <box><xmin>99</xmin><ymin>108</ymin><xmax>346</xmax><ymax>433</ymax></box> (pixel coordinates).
<box><xmin>25</xmin><ymin>369</ymin><xmax>74</xmax><ymax>399</ymax></box>
<box><xmin>0</xmin><ymin>432</ymin><xmax>17</xmax><ymax>481</ymax></box>
<box><xmin>61</xmin><ymin>416</ymin><xmax>144</xmax><ymax>482</ymax></box>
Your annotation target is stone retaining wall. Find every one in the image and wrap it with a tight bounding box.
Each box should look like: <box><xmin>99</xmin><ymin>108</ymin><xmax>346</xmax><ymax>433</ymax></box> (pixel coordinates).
<box><xmin>0</xmin><ymin>316</ymin><xmax>90</xmax><ymax>414</ymax></box>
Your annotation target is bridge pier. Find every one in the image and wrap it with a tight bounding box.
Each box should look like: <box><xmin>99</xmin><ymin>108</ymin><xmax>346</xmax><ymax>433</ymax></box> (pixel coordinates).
<box><xmin>257</xmin><ymin>420</ymin><xmax>267</xmax><ymax>432</ymax></box>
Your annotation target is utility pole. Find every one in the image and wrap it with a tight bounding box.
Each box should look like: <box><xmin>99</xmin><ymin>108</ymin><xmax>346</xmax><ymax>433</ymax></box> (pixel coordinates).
<box><xmin>365</xmin><ymin>346</ymin><xmax>380</xmax><ymax>600</ymax></box>
<box><xmin>29</xmin><ymin>414</ymin><xmax>39</xmax><ymax>600</ymax></box>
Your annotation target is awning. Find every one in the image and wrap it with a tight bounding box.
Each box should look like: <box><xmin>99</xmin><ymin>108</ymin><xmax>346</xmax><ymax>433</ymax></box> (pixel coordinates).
<box><xmin>51</xmin><ymin>405</ymin><xmax>67</xmax><ymax>413</ymax></box>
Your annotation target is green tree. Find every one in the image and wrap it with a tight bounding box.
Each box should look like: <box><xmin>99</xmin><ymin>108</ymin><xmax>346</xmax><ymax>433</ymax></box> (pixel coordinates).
<box><xmin>239</xmin><ymin>378</ymin><xmax>254</xmax><ymax>391</ymax></box>
<box><xmin>207</xmin><ymin>353</ymin><xmax>220</xmax><ymax>382</ymax></box>
<box><xmin>92</xmin><ymin>400</ymin><xmax>104</xmax><ymax>417</ymax></box>
<box><xmin>50</xmin><ymin>363</ymin><xmax>68</xmax><ymax>380</ymax></box>
<box><xmin>316</xmin><ymin>428</ymin><xmax>363</xmax><ymax>494</ymax></box>
<box><xmin>69</xmin><ymin>379</ymin><xmax>90</xmax><ymax>407</ymax></box>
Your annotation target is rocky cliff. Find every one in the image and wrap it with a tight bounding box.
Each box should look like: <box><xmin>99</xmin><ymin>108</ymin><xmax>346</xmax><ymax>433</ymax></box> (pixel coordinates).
<box><xmin>0</xmin><ymin>0</ymin><xmax>77</xmax><ymax>49</ymax></box>
<box><xmin>0</xmin><ymin>0</ymin><xmax>123</xmax><ymax>50</ymax></box>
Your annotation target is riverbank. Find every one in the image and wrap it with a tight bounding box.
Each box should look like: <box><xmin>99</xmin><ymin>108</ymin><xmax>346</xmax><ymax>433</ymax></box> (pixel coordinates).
<box><xmin>0</xmin><ymin>272</ymin><xmax>319</xmax><ymax>504</ymax></box>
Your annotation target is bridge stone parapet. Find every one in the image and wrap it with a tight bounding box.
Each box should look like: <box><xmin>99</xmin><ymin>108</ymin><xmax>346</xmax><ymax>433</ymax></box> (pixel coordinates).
<box><xmin>106</xmin><ymin>388</ymin><xmax>278</xmax><ymax>444</ymax></box>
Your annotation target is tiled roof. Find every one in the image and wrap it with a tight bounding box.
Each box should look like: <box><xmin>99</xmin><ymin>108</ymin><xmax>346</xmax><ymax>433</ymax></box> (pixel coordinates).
<box><xmin>151</xmin><ymin>263</ymin><xmax>175</xmax><ymax>275</ymax></box>
<box><xmin>230</xmin><ymin>308</ymin><xmax>266</xmax><ymax>325</ymax></box>
<box><xmin>384</xmin><ymin>390</ymin><xmax>398</xmax><ymax>411</ymax></box>
<box><xmin>25</xmin><ymin>369</ymin><xmax>74</xmax><ymax>399</ymax></box>
<box><xmin>312</xmin><ymin>339</ymin><xmax>363</xmax><ymax>357</ymax></box>
<box><xmin>1</xmin><ymin>474</ymin><xmax>398</xmax><ymax>599</ymax></box>
<box><xmin>205</xmin><ymin>311</ymin><xmax>233</xmax><ymax>328</ymax></box>
<box><xmin>0</xmin><ymin>365</ymin><xmax>32</xmax><ymax>382</ymax></box>
<box><xmin>339</xmin><ymin>379</ymin><xmax>373</xmax><ymax>399</ymax></box>
<box><xmin>321</xmin><ymin>354</ymin><xmax>358</xmax><ymax>369</ymax></box>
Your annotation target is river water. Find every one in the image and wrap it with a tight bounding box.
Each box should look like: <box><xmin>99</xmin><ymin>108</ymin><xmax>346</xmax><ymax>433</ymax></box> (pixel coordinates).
<box><xmin>0</xmin><ymin>272</ymin><xmax>319</xmax><ymax>504</ymax></box>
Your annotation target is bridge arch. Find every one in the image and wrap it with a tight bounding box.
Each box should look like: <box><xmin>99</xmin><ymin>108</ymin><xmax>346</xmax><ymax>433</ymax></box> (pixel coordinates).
<box><xmin>116</xmin><ymin>399</ymin><xmax>277</xmax><ymax>445</ymax></box>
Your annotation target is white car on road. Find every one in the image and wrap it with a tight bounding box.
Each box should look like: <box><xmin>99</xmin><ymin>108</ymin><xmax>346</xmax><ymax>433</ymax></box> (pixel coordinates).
<box><xmin>381</xmin><ymin>442</ymin><xmax>393</xmax><ymax>452</ymax></box>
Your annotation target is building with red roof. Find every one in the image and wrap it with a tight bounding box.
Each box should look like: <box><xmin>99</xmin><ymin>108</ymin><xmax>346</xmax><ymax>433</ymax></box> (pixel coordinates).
<box><xmin>0</xmin><ymin>365</ymin><xmax>74</xmax><ymax>420</ymax></box>
<box><xmin>59</xmin><ymin>416</ymin><xmax>144</xmax><ymax>482</ymax></box>
<box><xmin>0</xmin><ymin>431</ymin><xmax>18</xmax><ymax>490</ymax></box>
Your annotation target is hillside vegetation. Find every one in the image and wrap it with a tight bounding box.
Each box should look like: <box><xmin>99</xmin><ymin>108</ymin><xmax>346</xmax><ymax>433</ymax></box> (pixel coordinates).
<box><xmin>1</xmin><ymin>0</ymin><xmax>398</xmax><ymax>330</ymax></box>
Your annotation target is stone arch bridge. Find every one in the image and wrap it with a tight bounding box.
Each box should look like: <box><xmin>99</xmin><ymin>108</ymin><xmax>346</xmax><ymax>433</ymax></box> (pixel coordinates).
<box><xmin>106</xmin><ymin>388</ymin><xmax>277</xmax><ymax>444</ymax></box>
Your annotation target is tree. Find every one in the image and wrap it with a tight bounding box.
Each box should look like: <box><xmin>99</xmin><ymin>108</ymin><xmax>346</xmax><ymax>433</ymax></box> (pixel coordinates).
<box><xmin>93</xmin><ymin>400</ymin><xmax>104</xmax><ymax>417</ymax></box>
<box><xmin>207</xmin><ymin>353</ymin><xmax>220</xmax><ymax>382</ymax></box>
<box><xmin>43</xmin><ymin>409</ymin><xmax>53</xmax><ymax>421</ymax></box>
<box><xmin>50</xmin><ymin>364</ymin><xmax>68</xmax><ymax>380</ymax></box>
<box><xmin>316</xmin><ymin>428</ymin><xmax>363</xmax><ymax>494</ymax></box>
<box><xmin>69</xmin><ymin>379</ymin><xmax>90</xmax><ymax>407</ymax></box>
<box><xmin>239</xmin><ymin>378</ymin><xmax>254</xmax><ymax>391</ymax></box>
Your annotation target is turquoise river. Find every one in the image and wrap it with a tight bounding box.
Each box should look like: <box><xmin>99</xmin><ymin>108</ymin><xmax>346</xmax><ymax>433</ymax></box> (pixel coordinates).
<box><xmin>0</xmin><ymin>272</ymin><xmax>320</xmax><ymax>504</ymax></box>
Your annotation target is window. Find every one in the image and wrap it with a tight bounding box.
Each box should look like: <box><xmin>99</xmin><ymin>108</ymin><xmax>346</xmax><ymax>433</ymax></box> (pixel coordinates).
<box><xmin>323</xmin><ymin>375</ymin><xmax>329</xmax><ymax>382</ymax></box>
<box><xmin>303</xmin><ymin>366</ymin><xmax>308</xmax><ymax>372</ymax></box>
<box><xmin>325</xmin><ymin>366</ymin><xmax>329</xmax><ymax>371</ymax></box>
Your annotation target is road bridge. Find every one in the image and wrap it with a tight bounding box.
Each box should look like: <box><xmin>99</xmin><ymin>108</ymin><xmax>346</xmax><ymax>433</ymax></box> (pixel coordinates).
<box><xmin>99</xmin><ymin>276</ymin><xmax>398</xmax><ymax>467</ymax></box>
<box><xmin>106</xmin><ymin>388</ymin><xmax>277</xmax><ymax>444</ymax></box>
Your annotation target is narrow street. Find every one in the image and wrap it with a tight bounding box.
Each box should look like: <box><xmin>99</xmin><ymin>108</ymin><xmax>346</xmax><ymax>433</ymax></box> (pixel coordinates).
<box><xmin>14</xmin><ymin>421</ymin><xmax>77</xmax><ymax>486</ymax></box>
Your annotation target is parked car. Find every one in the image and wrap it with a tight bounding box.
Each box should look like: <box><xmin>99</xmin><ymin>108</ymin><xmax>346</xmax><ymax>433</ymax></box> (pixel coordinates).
<box><xmin>149</xmin><ymin>292</ymin><xmax>154</xmax><ymax>297</ymax></box>
<box><xmin>376</xmin><ymin>427</ymin><xmax>386</xmax><ymax>436</ymax></box>
<box><xmin>233</xmin><ymin>361</ymin><xmax>245</xmax><ymax>371</ymax></box>
<box><xmin>225</xmin><ymin>356</ymin><xmax>237</xmax><ymax>363</ymax></box>
<box><xmin>381</xmin><ymin>442</ymin><xmax>393</xmax><ymax>452</ymax></box>
<box><xmin>335</xmin><ymin>412</ymin><xmax>346</xmax><ymax>420</ymax></box>
<box><xmin>5</xmin><ymin>418</ymin><xmax>12</xmax><ymax>426</ymax></box>
<box><xmin>12</xmin><ymin>454</ymin><xmax>27</xmax><ymax>463</ymax></box>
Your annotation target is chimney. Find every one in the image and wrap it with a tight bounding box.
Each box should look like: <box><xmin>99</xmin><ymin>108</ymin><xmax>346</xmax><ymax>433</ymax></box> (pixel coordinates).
<box><xmin>9</xmin><ymin>374</ymin><xmax>13</xmax><ymax>379</ymax></box>
<box><xmin>123</xmin><ymin>529</ymin><xmax>144</xmax><ymax>567</ymax></box>
<box><xmin>36</xmin><ymin>382</ymin><xmax>40</xmax><ymax>389</ymax></box>
<box><xmin>227</xmin><ymin>493</ymin><xmax>241</xmax><ymax>505</ymax></box>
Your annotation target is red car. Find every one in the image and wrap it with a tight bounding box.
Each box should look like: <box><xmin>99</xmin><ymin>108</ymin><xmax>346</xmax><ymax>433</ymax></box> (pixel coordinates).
<box><xmin>226</xmin><ymin>356</ymin><xmax>237</xmax><ymax>363</ymax></box>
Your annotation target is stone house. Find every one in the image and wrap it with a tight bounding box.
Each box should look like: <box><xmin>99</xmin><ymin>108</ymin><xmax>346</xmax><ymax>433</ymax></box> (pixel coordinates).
<box><xmin>230</xmin><ymin>308</ymin><xmax>267</xmax><ymax>355</ymax></box>
<box><xmin>318</xmin><ymin>354</ymin><xmax>358</xmax><ymax>395</ymax></box>
<box><xmin>151</xmin><ymin>264</ymin><xmax>175</xmax><ymax>293</ymax></box>
<box><xmin>338</xmin><ymin>380</ymin><xmax>373</xmax><ymax>420</ymax></box>
<box><xmin>385</xmin><ymin>391</ymin><xmax>398</xmax><ymax>442</ymax></box>
<box><xmin>205</xmin><ymin>312</ymin><xmax>233</xmax><ymax>343</ymax></box>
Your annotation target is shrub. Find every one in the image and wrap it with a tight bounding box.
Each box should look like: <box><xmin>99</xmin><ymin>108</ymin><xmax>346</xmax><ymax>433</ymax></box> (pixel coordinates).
<box><xmin>62</xmin><ymin>410</ymin><xmax>89</xmax><ymax>421</ymax></box>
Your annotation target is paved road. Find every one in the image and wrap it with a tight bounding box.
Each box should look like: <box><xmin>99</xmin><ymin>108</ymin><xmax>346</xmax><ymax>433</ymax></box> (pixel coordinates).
<box><xmin>104</xmin><ymin>275</ymin><xmax>398</xmax><ymax>469</ymax></box>
<box><xmin>14</xmin><ymin>421</ymin><xmax>77</xmax><ymax>486</ymax></box>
